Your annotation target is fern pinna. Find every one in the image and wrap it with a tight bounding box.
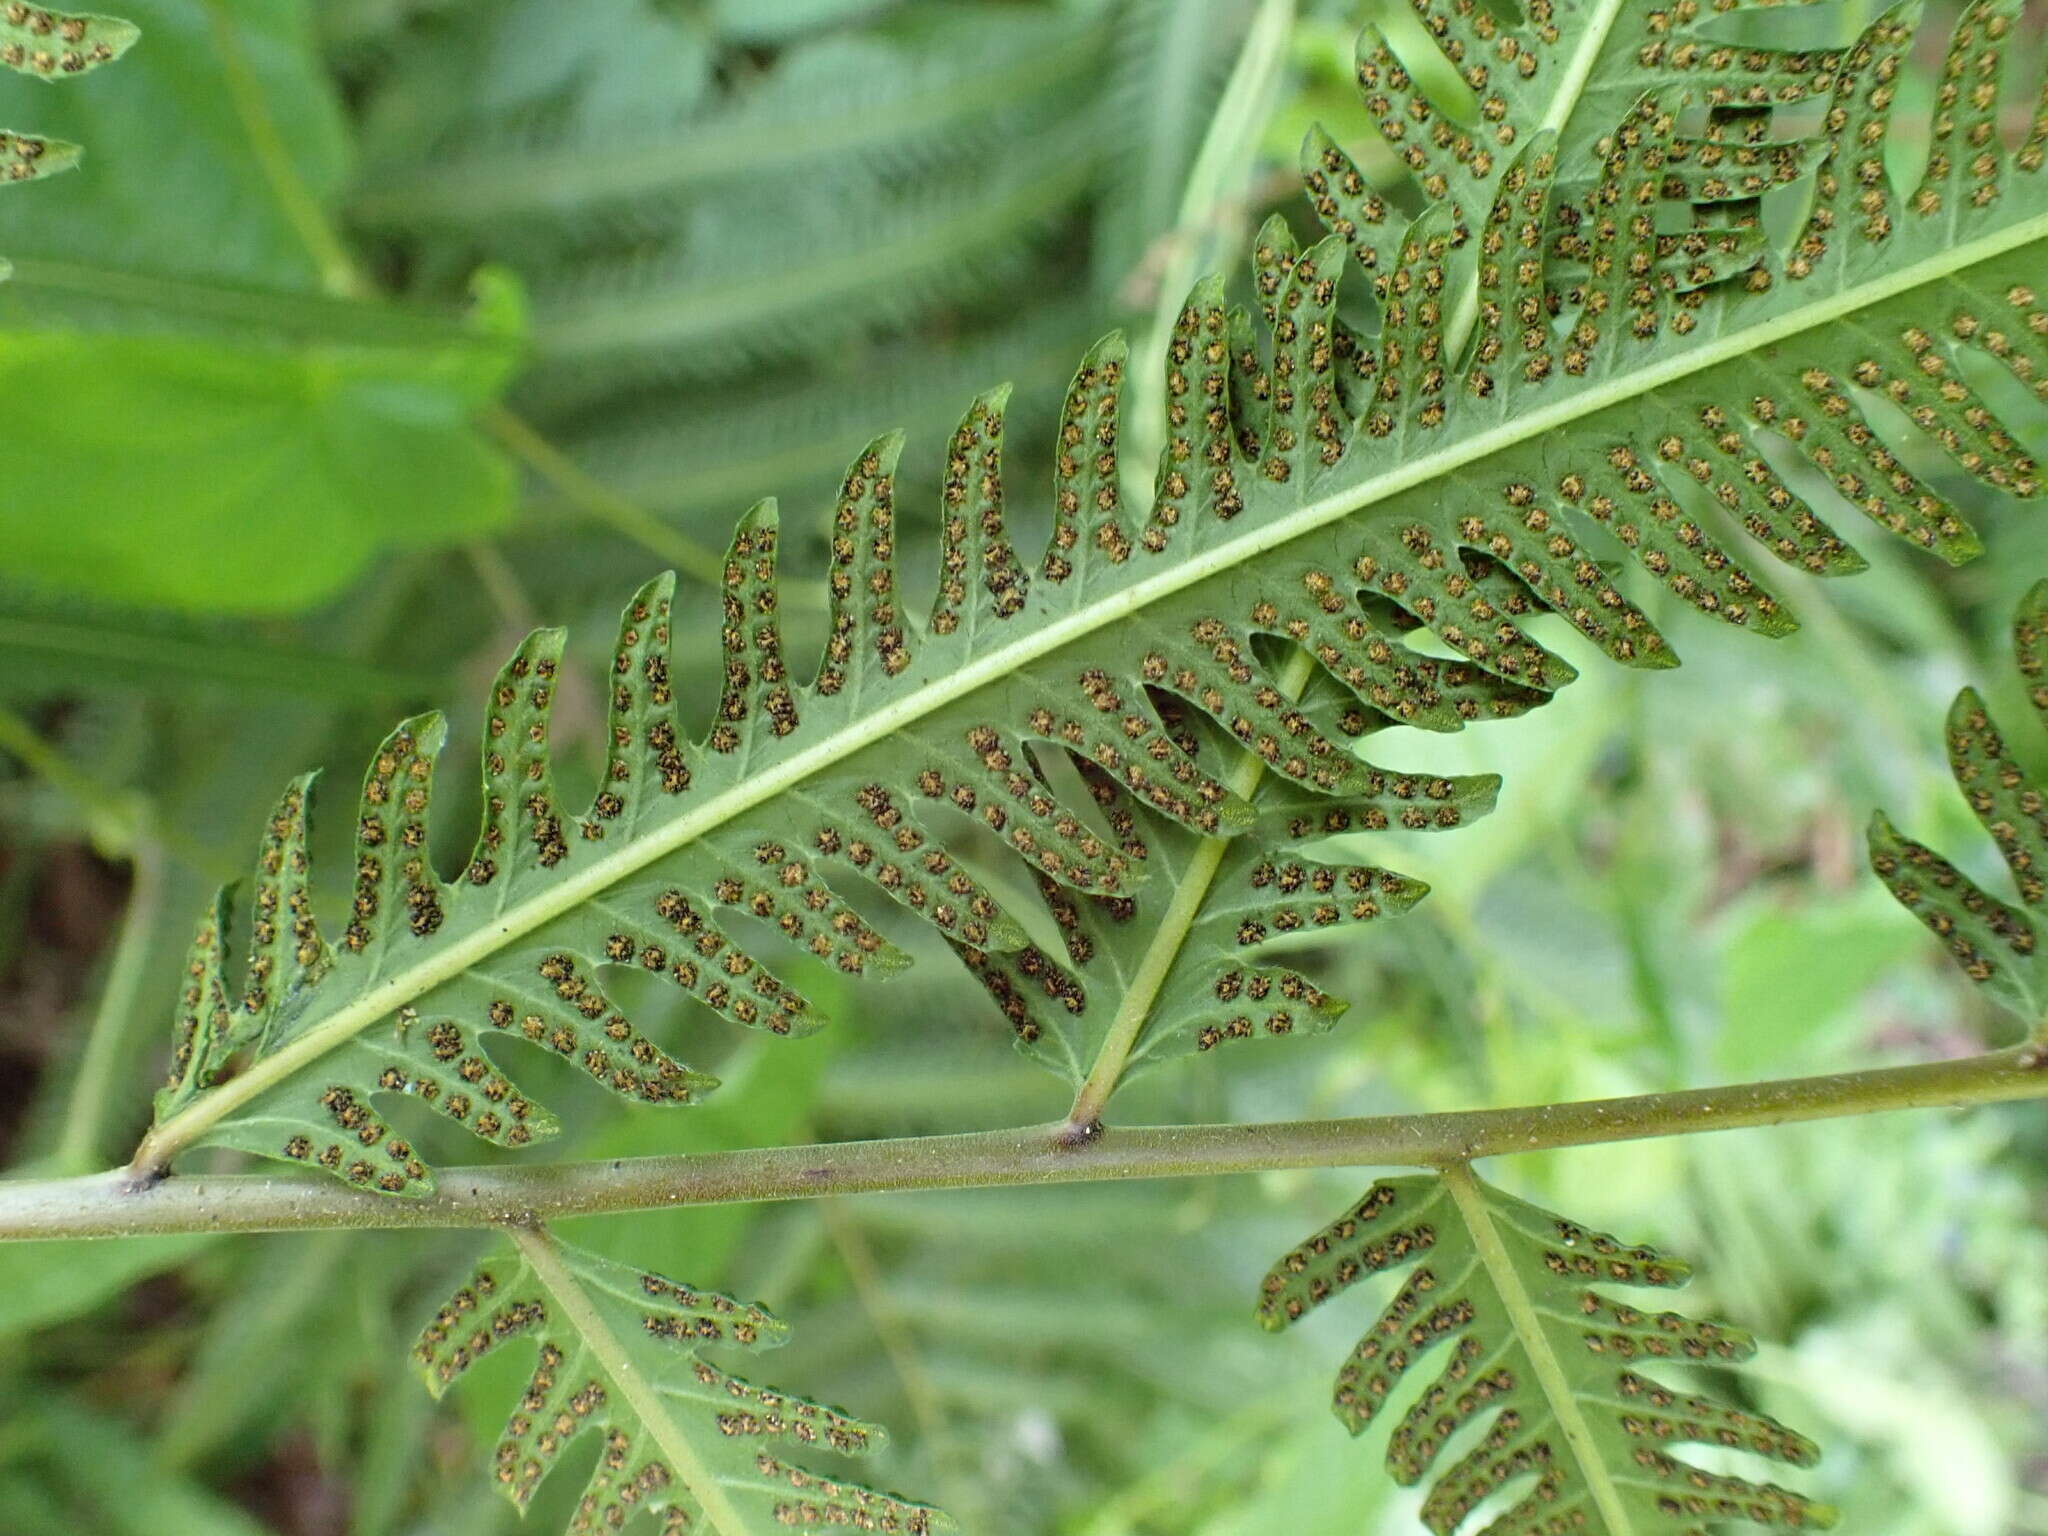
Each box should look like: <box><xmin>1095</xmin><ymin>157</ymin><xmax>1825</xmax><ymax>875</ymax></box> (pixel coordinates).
<box><xmin>118</xmin><ymin>1</ymin><xmax>2048</xmax><ymax>1532</ymax></box>
<box><xmin>1258</xmin><ymin>1171</ymin><xmax>1831</xmax><ymax>1536</ymax></box>
<box><xmin>416</xmin><ymin>1230</ymin><xmax>948</xmax><ymax>1536</ymax></box>
<box><xmin>0</xmin><ymin>4</ymin><xmax>135</xmax><ymax>193</ymax></box>
<box><xmin>1872</xmin><ymin>580</ymin><xmax>2048</xmax><ymax>1030</ymax></box>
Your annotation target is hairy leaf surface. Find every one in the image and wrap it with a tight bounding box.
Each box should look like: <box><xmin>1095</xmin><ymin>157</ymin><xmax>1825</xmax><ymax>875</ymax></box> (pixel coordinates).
<box><xmin>136</xmin><ymin>2</ymin><xmax>2048</xmax><ymax>1190</ymax></box>
<box><xmin>1258</xmin><ymin>1170</ymin><xmax>1833</xmax><ymax>1536</ymax></box>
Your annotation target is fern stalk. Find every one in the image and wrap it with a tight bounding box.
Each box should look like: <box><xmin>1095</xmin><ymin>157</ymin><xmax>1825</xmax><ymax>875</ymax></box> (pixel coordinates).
<box><xmin>482</xmin><ymin>405</ymin><xmax>735</xmax><ymax>592</ymax></box>
<box><xmin>26</xmin><ymin>1045</ymin><xmax>2045</xmax><ymax>1240</ymax></box>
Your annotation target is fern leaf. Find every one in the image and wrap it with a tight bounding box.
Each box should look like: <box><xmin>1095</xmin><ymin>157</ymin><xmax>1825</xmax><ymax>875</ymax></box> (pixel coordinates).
<box><xmin>0</xmin><ymin>127</ymin><xmax>75</xmax><ymax>183</ymax></box>
<box><xmin>1347</xmin><ymin>0</ymin><xmax>1838</xmax><ymax>246</ymax></box>
<box><xmin>523</xmin><ymin>127</ymin><xmax>1097</xmax><ymax>386</ymax></box>
<box><xmin>0</xmin><ymin>4</ymin><xmax>135</xmax><ymax>200</ymax></box>
<box><xmin>351</xmin><ymin>7</ymin><xmax>1110</xmax><ymax>234</ymax></box>
<box><xmin>416</xmin><ymin>1229</ymin><xmax>950</xmax><ymax>1536</ymax></box>
<box><xmin>1870</xmin><ymin>582</ymin><xmax>2048</xmax><ymax>1028</ymax></box>
<box><xmin>136</xmin><ymin>4</ymin><xmax>2048</xmax><ymax>1188</ymax></box>
<box><xmin>0</xmin><ymin>4</ymin><xmax>134</xmax><ymax>80</ymax></box>
<box><xmin>534</xmin><ymin>297</ymin><xmax>1101</xmax><ymax>521</ymax></box>
<box><xmin>1257</xmin><ymin>1171</ymin><xmax>1833</xmax><ymax>1536</ymax></box>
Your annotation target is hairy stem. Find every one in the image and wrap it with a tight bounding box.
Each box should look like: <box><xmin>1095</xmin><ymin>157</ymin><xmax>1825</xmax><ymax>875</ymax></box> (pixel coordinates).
<box><xmin>1063</xmin><ymin>645</ymin><xmax>1318</xmax><ymax>1134</ymax></box>
<box><xmin>28</xmin><ymin>1046</ymin><xmax>2047</xmax><ymax>1241</ymax></box>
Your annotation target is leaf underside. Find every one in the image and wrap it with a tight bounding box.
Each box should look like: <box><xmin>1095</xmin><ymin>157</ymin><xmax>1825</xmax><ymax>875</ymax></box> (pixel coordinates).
<box><xmin>1870</xmin><ymin>579</ymin><xmax>2048</xmax><ymax>1026</ymax></box>
<box><xmin>416</xmin><ymin>1232</ymin><xmax>950</xmax><ymax>1536</ymax></box>
<box><xmin>143</xmin><ymin>0</ymin><xmax>2048</xmax><ymax>1196</ymax></box>
<box><xmin>0</xmin><ymin>4</ymin><xmax>137</xmax><ymax>193</ymax></box>
<box><xmin>1258</xmin><ymin>1172</ymin><xmax>1834</xmax><ymax>1536</ymax></box>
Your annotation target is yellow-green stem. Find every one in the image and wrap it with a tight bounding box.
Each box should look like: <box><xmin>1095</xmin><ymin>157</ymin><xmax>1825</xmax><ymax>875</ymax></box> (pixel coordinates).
<box><xmin>30</xmin><ymin>1046</ymin><xmax>2044</xmax><ymax>1241</ymax></box>
<box><xmin>484</xmin><ymin>406</ymin><xmax>735</xmax><ymax>592</ymax></box>
<box><xmin>202</xmin><ymin>0</ymin><xmax>364</xmax><ymax>299</ymax></box>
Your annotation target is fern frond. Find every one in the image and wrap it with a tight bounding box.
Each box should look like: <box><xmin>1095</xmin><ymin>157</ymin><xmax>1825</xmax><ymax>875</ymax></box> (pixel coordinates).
<box><xmin>350</xmin><ymin>7</ymin><xmax>1110</xmax><ymax>236</ymax></box>
<box><xmin>134</xmin><ymin>2</ymin><xmax>2048</xmax><ymax>1190</ymax></box>
<box><xmin>522</xmin><ymin>127</ymin><xmax>1097</xmax><ymax>387</ymax></box>
<box><xmin>1258</xmin><ymin>1170</ymin><xmax>1833</xmax><ymax>1536</ymax></box>
<box><xmin>537</xmin><ymin>298</ymin><xmax>1101</xmax><ymax>522</ymax></box>
<box><xmin>1344</xmin><ymin>0</ymin><xmax>1839</xmax><ymax>240</ymax></box>
<box><xmin>416</xmin><ymin>1228</ymin><xmax>950</xmax><ymax>1535</ymax></box>
<box><xmin>1870</xmin><ymin>581</ymin><xmax>2048</xmax><ymax>1028</ymax></box>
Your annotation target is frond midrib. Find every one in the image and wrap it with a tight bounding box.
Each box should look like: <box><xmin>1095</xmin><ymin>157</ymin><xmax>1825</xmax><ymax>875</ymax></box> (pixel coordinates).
<box><xmin>509</xmin><ymin>1225</ymin><xmax>752</xmax><ymax>1536</ymax></box>
<box><xmin>131</xmin><ymin>203</ymin><xmax>2048</xmax><ymax>1174</ymax></box>
<box><xmin>1443</xmin><ymin>1164</ymin><xmax>1633</xmax><ymax>1536</ymax></box>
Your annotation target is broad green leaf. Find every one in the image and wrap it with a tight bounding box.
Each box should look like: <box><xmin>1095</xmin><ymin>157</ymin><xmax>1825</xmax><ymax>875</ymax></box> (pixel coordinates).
<box><xmin>0</xmin><ymin>326</ymin><xmax>518</xmax><ymax>612</ymax></box>
<box><xmin>0</xmin><ymin>0</ymin><xmax>523</xmax><ymax>611</ymax></box>
<box><xmin>0</xmin><ymin>0</ymin><xmax>340</xmax><ymax>292</ymax></box>
<box><xmin>1716</xmin><ymin>902</ymin><xmax>1908</xmax><ymax>1073</ymax></box>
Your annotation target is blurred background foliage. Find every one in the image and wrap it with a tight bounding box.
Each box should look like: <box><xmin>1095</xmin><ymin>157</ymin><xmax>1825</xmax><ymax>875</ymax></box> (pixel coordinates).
<box><xmin>3</xmin><ymin>0</ymin><xmax>2048</xmax><ymax>1531</ymax></box>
